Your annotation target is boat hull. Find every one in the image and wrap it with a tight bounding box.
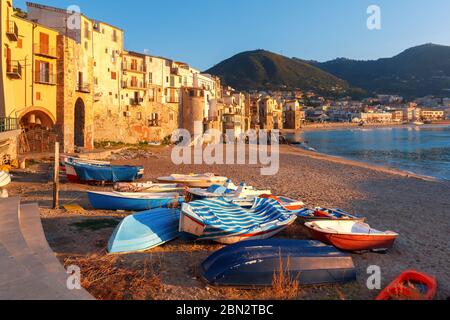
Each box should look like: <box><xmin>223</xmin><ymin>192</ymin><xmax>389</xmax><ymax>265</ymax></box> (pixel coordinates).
<box><xmin>72</xmin><ymin>162</ymin><xmax>144</xmax><ymax>183</ymax></box>
<box><xmin>200</xmin><ymin>239</ymin><xmax>356</xmax><ymax>288</ymax></box>
<box><xmin>108</xmin><ymin>208</ymin><xmax>180</xmax><ymax>254</ymax></box>
<box><xmin>306</xmin><ymin>226</ymin><xmax>398</xmax><ymax>251</ymax></box>
<box><xmin>88</xmin><ymin>192</ymin><xmax>183</xmax><ymax>211</ymax></box>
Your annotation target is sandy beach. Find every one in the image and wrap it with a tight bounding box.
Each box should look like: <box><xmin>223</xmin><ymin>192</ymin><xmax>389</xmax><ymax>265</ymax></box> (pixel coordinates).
<box><xmin>6</xmin><ymin>144</ymin><xmax>450</xmax><ymax>300</ymax></box>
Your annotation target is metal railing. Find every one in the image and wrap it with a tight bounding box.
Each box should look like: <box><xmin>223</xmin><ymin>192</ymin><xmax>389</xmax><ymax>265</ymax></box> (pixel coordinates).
<box><xmin>76</xmin><ymin>82</ymin><xmax>90</xmax><ymax>93</ymax></box>
<box><xmin>130</xmin><ymin>98</ymin><xmax>144</xmax><ymax>105</ymax></box>
<box><xmin>6</xmin><ymin>60</ymin><xmax>22</xmax><ymax>78</ymax></box>
<box><xmin>34</xmin><ymin>72</ymin><xmax>57</xmax><ymax>85</ymax></box>
<box><xmin>34</xmin><ymin>44</ymin><xmax>58</xmax><ymax>58</ymax></box>
<box><xmin>6</xmin><ymin>21</ymin><xmax>18</xmax><ymax>40</ymax></box>
<box><xmin>0</xmin><ymin>117</ymin><xmax>19</xmax><ymax>133</ymax></box>
<box><xmin>122</xmin><ymin>62</ymin><xmax>146</xmax><ymax>73</ymax></box>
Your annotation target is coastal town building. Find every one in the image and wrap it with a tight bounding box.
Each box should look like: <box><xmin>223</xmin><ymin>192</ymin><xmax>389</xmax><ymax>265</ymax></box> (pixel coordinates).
<box><xmin>283</xmin><ymin>100</ymin><xmax>305</xmax><ymax>129</ymax></box>
<box><xmin>420</xmin><ymin>110</ymin><xmax>445</xmax><ymax>121</ymax></box>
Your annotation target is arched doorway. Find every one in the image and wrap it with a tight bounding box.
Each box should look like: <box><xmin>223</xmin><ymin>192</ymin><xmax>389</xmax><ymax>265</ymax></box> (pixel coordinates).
<box><xmin>74</xmin><ymin>98</ymin><xmax>85</xmax><ymax>148</ymax></box>
<box><xmin>18</xmin><ymin>109</ymin><xmax>57</xmax><ymax>154</ymax></box>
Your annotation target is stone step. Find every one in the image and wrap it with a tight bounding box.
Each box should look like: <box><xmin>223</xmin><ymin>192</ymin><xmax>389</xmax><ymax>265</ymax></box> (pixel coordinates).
<box><xmin>19</xmin><ymin>203</ymin><xmax>93</xmax><ymax>300</ymax></box>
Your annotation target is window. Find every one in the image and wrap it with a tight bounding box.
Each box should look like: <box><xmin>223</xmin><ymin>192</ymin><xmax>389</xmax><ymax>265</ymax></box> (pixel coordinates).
<box><xmin>149</xmin><ymin>113</ymin><xmax>159</xmax><ymax>127</ymax></box>
<box><xmin>36</xmin><ymin>92</ymin><xmax>41</xmax><ymax>100</ymax></box>
<box><xmin>148</xmin><ymin>88</ymin><xmax>155</xmax><ymax>102</ymax></box>
<box><xmin>136</xmin><ymin>112</ymin><xmax>142</xmax><ymax>120</ymax></box>
<box><xmin>169</xmin><ymin>112</ymin><xmax>174</xmax><ymax>121</ymax></box>
<box><xmin>35</xmin><ymin>60</ymin><xmax>52</xmax><ymax>83</ymax></box>
<box><xmin>84</xmin><ymin>41</ymin><xmax>88</xmax><ymax>50</ymax></box>
<box><xmin>111</xmin><ymin>72</ymin><xmax>117</xmax><ymax>80</ymax></box>
<box><xmin>148</xmin><ymin>72</ymin><xmax>153</xmax><ymax>84</ymax></box>
<box><xmin>17</xmin><ymin>38</ymin><xmax>22</xmax><ymax>49</ymax></box>
<box><xmin>39</xmin><ymin>32</ymin><xmax>49</xmax><ymax>55</ymax></box>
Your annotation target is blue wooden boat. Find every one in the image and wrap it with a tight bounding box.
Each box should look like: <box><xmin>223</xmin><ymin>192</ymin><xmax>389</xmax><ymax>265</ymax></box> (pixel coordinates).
<box><xmin>200</xmin><ymin>239</ymin><xmax>356</xmax><ymax>288</ymax></box>
<box><xmin>88</xmin><ymin>191</ymin><xmax>183</xmax><ymax>211</ymax></box>
<box><xmin>108</xmin><ymin>208</ymin><xmax>180</xmax><ymax>254</ymax></box>
<box><xmin>180</xmin><ymin>198</ymin><xmax>297</xmax><ymax>244</ymax></box>
<box><xmin>72</xmin><ymin>162</ymin><xmax>144</xmax><ymax>183</ymax></box>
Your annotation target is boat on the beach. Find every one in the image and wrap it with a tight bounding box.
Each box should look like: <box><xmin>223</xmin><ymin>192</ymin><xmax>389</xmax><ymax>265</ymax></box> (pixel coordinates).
<box><xmin>259</xmin><ymin>194</ymin><xmax>305</xmax><ymax>211</ymax></box>
<box><xmin>187</xmin><ymin>183</ymin><xmax>271</xmax><ymax>202</ymax></box>
<box><xmin>0</xmin><ymin>171</ymin><xmax>11</xmax><ymax>187</ymax></box>
<box><xmin>304</xmin><ymin>220</ymin><xmax>399</xmax><ymax>252</ymax></box>
<box><xmin>296</xmin><ymin>207</ymin><xmax>365</xmax><ymax>222</ymax></box>
<box><xmin>376</xmin><ymin>270</ymin><xmax>437</xmax><ymax>300</ymax></box>
<box><xmin>71</xmin><ymin>162</ymin><xmax>144</xmax><ymax>183</ymax></box>
<box><xmin>88</xmin><ymin>191</ymin><xmax>183</xmax><ymax>211</ymax></box>
<box><xmin>108</xmin><ymin>208</ymin><xmax>180</xmax><ymax>254</ymax></box>
<box><xmin>157</xmin><ymin>173</ymin><xmax>228</xmax><ymax>188</ymax></box>
<box><xmin>114</xmin><ymin>182</ymin><xmax>185</xmax><ymax>194</ymax></box>
<box><xmin>200</xmin><ymin>239</ymin><xmax>357</xmax><ymax>288</ymax></box>
<box><xmin>63</xmin><ymin>157</ymin><xmax>112</xmax><ymax>182</ymax></box>
<box><xmin>180</xmin><ymin>198</ymin><xmax>297</xmax><ymax>244</ymax></box>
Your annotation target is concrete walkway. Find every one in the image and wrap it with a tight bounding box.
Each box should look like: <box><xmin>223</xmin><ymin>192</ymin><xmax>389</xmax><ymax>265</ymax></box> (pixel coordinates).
<box><xmin>0</xmin><ymin>198</ymin><xmax>93</xmax><ymax>300</ymax></box>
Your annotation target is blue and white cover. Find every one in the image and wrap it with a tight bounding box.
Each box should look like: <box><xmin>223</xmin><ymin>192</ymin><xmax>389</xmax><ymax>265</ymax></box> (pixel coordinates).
<box><xmin>181</xmin><ymin>198</ymin><xmax>297</xmax><ymax>241</ymax></box>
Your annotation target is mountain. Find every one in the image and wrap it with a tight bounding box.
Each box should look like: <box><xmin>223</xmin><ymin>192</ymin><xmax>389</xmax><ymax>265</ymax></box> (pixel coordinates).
<box><xmin>307</xmin><ymin>44</ymin><xmax>450</xmax><ymax>97</ymax></box>
<box><xmin>205</xmin><ymin>50</ymin><xmax>364</xmax><ymax>97</ymax></box>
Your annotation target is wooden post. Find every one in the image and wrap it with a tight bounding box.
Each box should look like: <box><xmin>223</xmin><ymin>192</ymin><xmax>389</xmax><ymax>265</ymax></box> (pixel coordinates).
<box><xmin>53</xmin><ymin>142</ymin><xmax>60</xmax><ymax>209</ymax></box>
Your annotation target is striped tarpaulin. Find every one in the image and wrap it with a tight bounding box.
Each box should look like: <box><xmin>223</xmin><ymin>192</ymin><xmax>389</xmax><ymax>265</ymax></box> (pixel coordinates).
<box><xmin>182</xmin><ymin>198</ymin><xmax>297</xmax><ymax>240</ymax></box>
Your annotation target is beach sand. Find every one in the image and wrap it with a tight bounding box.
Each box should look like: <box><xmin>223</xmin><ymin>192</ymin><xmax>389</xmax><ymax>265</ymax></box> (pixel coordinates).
<box><xmin>7</xmin><ymin>145</ymin><xmax>450</xmax><ymax>300</ymax></box>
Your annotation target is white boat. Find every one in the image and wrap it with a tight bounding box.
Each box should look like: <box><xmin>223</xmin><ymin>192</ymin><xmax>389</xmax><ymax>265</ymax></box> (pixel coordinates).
<box><xmin>0</xmin><ymin>171</ymin><xmax>11</xmax><ymax>188</ymax></box>
<box><xmin>157</xmin><ymin>173</ymin><xmax>228</xmax><ymax>188</ymax></box>
<box><xmin>114</xmin><ymin>182</ymin><xmax>185</xmax><ymax>193</ymax></box>
<box><xmin>187</xmin><ymin>183</ymin><xmax>271</xmax><ymax>207</ymax></box>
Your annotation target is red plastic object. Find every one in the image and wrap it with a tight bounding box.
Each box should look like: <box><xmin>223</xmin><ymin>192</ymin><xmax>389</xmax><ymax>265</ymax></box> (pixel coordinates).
<box><xmin>376</xmin><ymin>270</ymin><xmax>437</xmax><ymax>300</ymax></box>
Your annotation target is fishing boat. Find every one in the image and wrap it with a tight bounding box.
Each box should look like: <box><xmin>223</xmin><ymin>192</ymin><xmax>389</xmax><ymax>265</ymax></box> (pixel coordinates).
<box><xmin>259</xmin><ymin>195</ymin><xmax>305</xmax><ymax>211</ymax></box>
<box><xmin>376</xmin><ymin>270</ymin><xmax>437</xmax><ymax>300</ymax></box>
<box><xmin>0</xmin><ymin>171</ymin><xmax>11</xmax><ymax>187</ymax></box>
<box><xmin>114</xmin><ymin>182</ymin><xmax>185</xmax><ymax>194</ymax></box>
<box><xmin>88</xmin><ymin>191</ymin><xmax>183</xmax><ymax>211</ymax></box>
<box><xmin>180</xmin><ymin>198</ymin><xmax>297</xmax><ymax>244</ymax></box>
<box><xmin>157</xmin><ymin>173</ymin><xmax>228</xmax><ymax>188</ymax></box>
<box><xmin>108</xmin><ymin>208</ymin><xmax>180</xmax><ymax>254</ymax></box>
<box><xmin>187</xmin><ymin>183</ymin><xmax>271</xmax><ymax>202</ymax></box>
<box><xmin>304</xmin><ymin>220</ymin><xmax>399</xmax><ymax>252</ymax></box>
<box><xmin>71</xmin><ymin>162</ymin><xmax>144</xmax><ymax>183</ymax></box>
<box><xmin>296</xmin><ymin>207</ymin><xmax>365</xmax><ymax>222</ymax></box>
<box><xmin>200</xmin><ymin>239</ymin><xmax>356</xmax><ymax>288</ymax></box>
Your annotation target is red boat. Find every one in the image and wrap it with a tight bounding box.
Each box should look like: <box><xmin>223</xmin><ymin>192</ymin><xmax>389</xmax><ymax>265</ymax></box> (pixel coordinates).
<box><xmin>376</xmin><ymin>270</ymin><xmax>437</xmax><ymax>300</ymax></box>
<box><xmin>304</xmin><ymin>220</ymin><xmax>399</xmax><ymax>252</ymax></box>
<box><xmin>259</xmin><ymin>194</ymin><xmax>305</xmax><ymax>211</ymax></box>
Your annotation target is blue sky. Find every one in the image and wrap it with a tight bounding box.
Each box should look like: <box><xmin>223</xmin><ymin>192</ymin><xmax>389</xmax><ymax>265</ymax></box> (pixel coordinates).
<box><xmin>15</xmin><ymin>0</ymin><xmax>450</xmax><ymax>70</ymax></box>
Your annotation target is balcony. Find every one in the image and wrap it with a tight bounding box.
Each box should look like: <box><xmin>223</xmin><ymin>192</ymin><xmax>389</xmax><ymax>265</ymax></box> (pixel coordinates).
<box><xmin>34</xmin><ymin>72</ymin><xmax>57</xmax><ymax>85</ymax></box>
<box><xmin>6</xmin><ymin>21</ymin><xmax>18</xmax><ymax>41</ymax></box>
<box><xmin>122</xmin><ymin>81</ymin><xmax>146</xmax><ymax>90</ymax></box>
<box><xmin>34</xmin><ymin>44</ymin><xmax>58</xmax><ymax>59</ymax></box>
<box><xmin>122</xmin><ymin>62</ymin><xmax>146</xmax><ymax>73</ymax></box>
<box><xmin>76</xmin><ymin>82</ymin><xmax>90</xmax><ymax>93</ymax></box>
<box><xmin>130</xmin><ymin>98</ymin><xmax>144</xmax><ymax>106</ymax></box>
<box><xmin>6</xmin><ymin>60</ymin><xmax>22</xmax><ymax>79</ymax></box>
<box><xmin>0</xmin><ymin>117</ymin><xmax>19</xmax><ymax>133</ymax></box>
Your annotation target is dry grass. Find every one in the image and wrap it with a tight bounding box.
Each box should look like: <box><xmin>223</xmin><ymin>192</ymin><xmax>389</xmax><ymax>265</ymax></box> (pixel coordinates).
<box><xmin>64</xmin><ymin>253</ymin><xmax>163</xmax><ymax>300</ymax></box>
<box><xmin>268</xmin><ymin>255</ymin><xmax>301</xmax><ymax>300</ymax></box>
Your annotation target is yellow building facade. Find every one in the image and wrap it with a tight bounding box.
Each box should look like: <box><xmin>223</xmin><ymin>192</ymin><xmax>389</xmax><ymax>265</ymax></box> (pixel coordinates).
<box><xmin>1</xmin><ymin>0</ymin><xmax>58</xmax><ymax>131</ymax></box>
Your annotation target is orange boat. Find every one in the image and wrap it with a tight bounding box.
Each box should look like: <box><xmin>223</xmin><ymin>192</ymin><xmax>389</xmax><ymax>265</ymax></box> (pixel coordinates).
<box><xmin>376</xmin><ymin>270</ymin><xmax>437</xmax><ymax>300</ymax></box>
<box><xmin>259</xmin><ymin>194</ymin><xmax>305</xmax><ymax>211</ymax></box>
<box><xmin>304</xmin><ymin>220</ymin><xmax>399</xmax><ymax>252</ymax></box>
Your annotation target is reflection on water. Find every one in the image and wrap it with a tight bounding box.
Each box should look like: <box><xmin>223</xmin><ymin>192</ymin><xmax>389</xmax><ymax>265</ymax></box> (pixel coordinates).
<box><xmin>302</xmin><ymin>125</ymin><xmax>450</xmax><ymax>180</ymax></box>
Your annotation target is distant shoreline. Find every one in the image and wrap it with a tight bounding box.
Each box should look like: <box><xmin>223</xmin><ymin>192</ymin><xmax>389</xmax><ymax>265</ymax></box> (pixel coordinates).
<box><xmin>298</xmin><ymin>121</ymin><xmax>450</xmax><ymax>132</ymax></box>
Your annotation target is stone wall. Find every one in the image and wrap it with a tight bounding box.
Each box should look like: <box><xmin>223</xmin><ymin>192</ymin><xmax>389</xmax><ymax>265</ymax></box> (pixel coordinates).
<box><xmin>0</xmin><ymin>130</ymin><xmax>20</xmax><ymax>163</ymax></box>
<box><xmin>56</xmin><ymin>35</ymin><xmax>94</xmax><ymax>153</ymax></box>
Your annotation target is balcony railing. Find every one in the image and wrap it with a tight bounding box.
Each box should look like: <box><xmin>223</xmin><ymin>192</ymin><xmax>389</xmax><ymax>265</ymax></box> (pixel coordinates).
<box><xmin>76</xmin><ymin>82</ymin><xmax>90</xmax><ymax>93</ymax></box>
<box><xmin>122</xmin><ymin>62</ymin><xmax>146</xmax><ymax>73</ymax></box>
<box><xmin>122</xmin><ymin>81</ymin><xmax>146</xmax><ymax>90</ymax></box>
<box><xmin>130</xmin><ymin>98</ymin><xmax>144</xmax><ymax>105</ymax></box>
<box><xmin>34</xmin><ymin>72</ymin><xmax>57</xmax><ymax>85</ymax></box>
<box><xmin>34</xmin><ymin>44</ymin><xmax>58</xmax><ymax>59</ymax></box>
<box><xmin>6</xmin><ymin>21</ymin><xmax>18</xmax><ymax>41</ymax></box>
<box><xmin>0</xmin><ymin>117</ymin><xmax>19</xmax><ymax>133</ymax></box>
<box><xmin>6</xmin><ymin>60</ymin><xmax>22</xmax><ymax>79</ymax></box>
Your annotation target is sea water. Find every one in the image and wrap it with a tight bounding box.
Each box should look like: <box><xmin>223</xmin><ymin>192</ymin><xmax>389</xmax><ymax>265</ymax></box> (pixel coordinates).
<box><xmin>301</xmin><ymin>125</ymin><xmax>450</xmax><ymax>180</ymax></box>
